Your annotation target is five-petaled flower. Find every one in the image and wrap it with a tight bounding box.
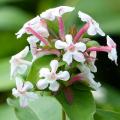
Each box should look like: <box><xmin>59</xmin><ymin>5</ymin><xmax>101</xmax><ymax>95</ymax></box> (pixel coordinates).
<box><xmin>78</xmin><ymin>11</ymin><xmax>105</xmax><ymax>36</ymax></box>
<box><xmin>12</xmin><ymin>77</ymin><xmax>38</xmax><ymax>107</ymax></box>
<box><xmin>55</xmin><ymin>34</ymin><xmax>86</xmax><ymax>65</ymax></box>
<box><xmin>37</xmin><ymin>60</ymin><xmax>70</xmax><ymax>91</ymax></box>
<box><xmin>10</xmin><ymin>46</ymin><xmax>31</xmax><ymax>79</ymax></box>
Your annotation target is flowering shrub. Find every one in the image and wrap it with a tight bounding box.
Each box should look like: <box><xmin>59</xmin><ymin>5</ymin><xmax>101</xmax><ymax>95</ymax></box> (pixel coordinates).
<box><xmin>8</xmin><ymin>6</ymin><xmax>118</xmax><ymax>120</ymax></box>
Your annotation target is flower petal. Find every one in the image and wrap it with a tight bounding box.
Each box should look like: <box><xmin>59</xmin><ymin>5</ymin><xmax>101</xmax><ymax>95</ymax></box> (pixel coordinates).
<box><xmin>17</xmin><ymin>64</ymin><xmax>28</xmax><ymax>74</ymax></box>
<box><xmin>40</xmin><ymin>6</ymin><xmax>74</xmax><ymax>21</ymax></box>
<box><xmin>27</xmin><ymin>36</ymin><xmax>39</xmax><ymax>44</ymax></box>
<box><xmin>87</xmin><ymin>23</ymin><xmax>97</xmax><ymax>36</ymax></box>
<box><xmin>55</xmin><ymin>6</ymin><xmax>75</xmax><ymax>16</ymax></box>
<box><xmin>39</xmin><ymin>68</ymin><xmax>50</xmax><ymax>78</ymax></box>
<box><xmin>15</xmin><ymin>46</ymin><xmax>29</xmax><ymax>59</ymax></box>
<box><xmin>20</xmin><ymin>96</ymin><xmax>28</xmax><ymax>108</ymax></box>
<box><xmin>55</xmin><ymin>40</ymin><xmax>67</xmax><ymax>49</ymax></box>
<box><xmin>12</xmin><ymin>88</ymin><xmax>20</xmax><ymax>97</ymax></box>
<box><xmin>107</xmin><ymin>36</ymin><xmax>117</xmax><ymax>64</ymax></box>
<box><xmin>90</xmin><ymin>51</ymin><xmax>97</xmax><ymax>59</ymax></box>
<box><xmin>95</xmin><ymin>22</ymin><xmax>105</xmax><ymax>36</ymax></box>
<box><xmin>50</xmin><ymin>60</ymin><xmax>58</xmax><ymax>73</ymax></box>
<box><xmin>75</xmin><ymin>42</ymin><xmax>86</xmax><ymax>52</ymax></box>
<box><xmin>37</xmin><ymin>79</ymin><xmax>48</xmax><ymax>90</ymax></box>
<box><xmin>65</xmin><ymin>34</ymin><xmax>73</xmax><ymax>45</ymax></box>
<box><xmin>78</xmin><ymin>11</ymin><xmax>105</xmax><ymax>36</ymax></box>
<box><xmin>89</xmin><ymin>78</ymin><xmax>101</xmax><ymax>91</ymax></box>
<box><xmin>78</xmin><ymin>11</ymin><xmax>91</xmax><ymax>22</ymax></box>
<box><xmin>26</xmin><ymin>92</ymin><xmax>38</xmax><ymax>100</ymax></box>
<box><xmin>40</xmin><ymin>9</ymin><xmax>56</xmax><ymax>21</ymax></box>
<box><xmin>108</xmin><ymin>48</ymin><xmax>117</xmax><ymax>64</ymax></box>
<box><xmin>88</xmin><ymin>62</ymin><xmax>97</xmax><ymax>73</ymax></box>
<box><xmin>63</xmin><ymin>52</ymin><xmax>72</xmax><ymax>65</ymax></box>
<box><xmin>49</xmin><ymin>81</ymin><xmax>59</xmax><ymax>91</ymax></box>
<box><xmin>16</xmin><ymin>28</ymin><xmax>25</xmax><ymax>38</ymax></box>
<box><xmin>107</xmin><ymin>35</ymin><xmax>116</xmax><ymax>47</ymax></box>
<box><xmin>57</xmin><ymin>71</ymin><xmax>70</xmax><ymax>81</ymax></box>
<box><xmin>73</xmin><ymin>52</ymin><xmax>85</xmax><ymax>63</ymax></box>
<box><xmin>22</xmin><ymin>81</ymin><xmax>33</xmax><ymax>92</ymax></box>
<box><xmin>15</xmin><ymin>77</ymin><xmax>23</xmax><ymax>91</ymax></box>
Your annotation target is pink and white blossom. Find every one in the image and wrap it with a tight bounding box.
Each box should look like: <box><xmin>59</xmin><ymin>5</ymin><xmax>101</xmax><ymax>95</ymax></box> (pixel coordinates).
<box><xmin>41</xmin><ymin>6</ymin><xmax>74</xmax><ymax>40</ymax></box>
<box><xmin>78</xmin><ymin>11</ymin><xmax>105</xmax><ymax>36</ymax></box>
<box><xmin>55</xmin><ymin>34</ymin><xmax>86</xmax><ymax>65</ymax></box>
<box><xmin>37</xmin><ymin>60</ymin><xmax>70</xmax><ymax>91</ymax></box>
<box><xmin>12</xmin><ymin>77</ymin><xmax>38</xmax><ymax>107</ymax></box>
<box><xmin>40</xmin><ymin>6</ymin><xmax>75</xmax><ymax>21</ymax></box>
<box><xmin>10</xmin><ymin>46</ymin><xmax>31</xmax><ymax>79</ymax></box>
<box><xmin>16</xmin><ymin>16</ymin><xmax>49</xmax><ymax>39</ymax></box>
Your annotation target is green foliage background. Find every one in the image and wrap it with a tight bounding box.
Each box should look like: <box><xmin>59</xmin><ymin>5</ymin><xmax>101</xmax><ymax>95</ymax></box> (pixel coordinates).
<box><xmin>0</xmin><ymin>0</ymin><xmax>120</xmax><ymax>120</ymax></box>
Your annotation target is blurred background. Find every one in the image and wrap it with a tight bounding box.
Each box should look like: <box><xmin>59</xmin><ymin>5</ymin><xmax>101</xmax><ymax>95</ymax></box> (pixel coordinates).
<box><xmin>0</xmin><ymin>0</ymin><xmax>120</xmax><ymax>119</ymax></box>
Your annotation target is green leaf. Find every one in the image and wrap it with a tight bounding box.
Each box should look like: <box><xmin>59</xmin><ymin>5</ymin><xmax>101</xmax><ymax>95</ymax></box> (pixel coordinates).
<box><xmin>0</xmin><ymin>32</ymin><xmax>27</xmax><ymax>58</ymax></box>
<box><xmin>56</xmin><ymin>88</ymin><xmax>96</xmax><ymax>120</ymax></box>
<box><xmin>27</xmin><ymin>55</ymin><xmax>55</xmax><ymax>84</ymax></box>
<box><xmin>95</xmin><ymin>85</ymin><xmax>120</xmax><ymax>113</ymax></box>
<box><xmin>95</xmin><ymin>109</ymin><xmax>120</xmax><ymax>120</ymax></box>
<box><xmin>7</xmin><ymin>95</ymin><xmax>62</xmax><ymax>120</ymax></box>
<box><xmin>0</xmin><ymin>104</ymin><xmax>17</xmax><ymax>120</ymax></box>
<box><xmin>93</xmin><ymin>85</ymin><xmax>120</xmax><ymax>119</ymax></box>
<box><xmin>7</xmin><ymin>98</ymin><xmax>40</xmax><ymax>120</ymax></box>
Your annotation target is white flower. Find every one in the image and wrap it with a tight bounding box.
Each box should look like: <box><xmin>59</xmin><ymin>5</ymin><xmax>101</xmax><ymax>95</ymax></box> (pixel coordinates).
<box><xmin>27</xmin><ymin>36</ymin><xmax>45</xmax><ymax>47</ymax></box>
<box><xmin>79</xmin><ymin>64</ymin><xmax>101</xmax><ymax>90</ymax></box>
<box><xmin>37</xmin><ymin>60</ymin><xmax>70</xmax><ymax>91</ymax></box>
<box><xmin>40</xmin><ymin>6</ymin><xmax>75</xmax><ymax>21</ymax></box>
<box><xmin>88</xmin><ymin>51</ymin><xmax>97</xmax><ymax>72</ymax></box>
<box><xmin>78</xmin><ymin>11</ymin><xmax>105</xmax><ymax>36</ymax></box>
<box><xmin>12</xmin><ymin>77</ymin><xmax>38</xmax><ymax>107</ymax></box>
<box><xmin>16</xmin><ymin>16</ymin><xmax>49</xmax><ymax>38</ymax></box>
<box><xmin>10</xmin><ymin>46</ymin><xmax>31</xmax><ymax>79</ymax></box>
<box><xmin>55</xmin><ymin>34</ymin><xmax>86</xmax><ymax>65</ymax></box>
<box><xmin>107</xmin><ymin>36</ymin><xmax>117</xmax><ymax>65</ymax></box>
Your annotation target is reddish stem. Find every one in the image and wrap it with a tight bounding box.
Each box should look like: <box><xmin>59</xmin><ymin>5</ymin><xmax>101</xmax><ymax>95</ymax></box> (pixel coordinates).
<box><xmin>87</xmin><ymin>46</ymin><xmax>112</xmax><ymax>52</ymax></box>
<box><xmin>63</xmin><ymin>87</ymin><xmax>73</xmax><ymax>104</ymax></box>
<box><xmin>74</xmin><ymin>23</ymin><xmax>89</xmax><ymax>43</ymax></box>
<box><xmin>68</xmin><ymin>74</ymin><xmax>83</xmax><ymax>86</ymax></box>
<box><xmin>26</xmin><ymin>27</ymin><xmax>49</xmax><ymax>46</ymax></box>
<box><xmin>57</xmin><ymin>17</ymin><xmax>65</xmax><ymax>40</ymax></box>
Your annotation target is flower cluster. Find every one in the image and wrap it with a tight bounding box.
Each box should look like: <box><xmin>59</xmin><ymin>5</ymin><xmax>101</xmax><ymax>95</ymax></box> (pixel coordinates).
<box><xmin>10</xmin><ymin>6</ymin><xmax>118</xmax><ymax>107</ymax></box>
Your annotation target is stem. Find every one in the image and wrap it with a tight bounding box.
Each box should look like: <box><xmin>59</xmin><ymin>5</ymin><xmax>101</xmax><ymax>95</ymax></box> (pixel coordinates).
<box><xmin>62</xmin><ymin>110</ymin><xmax>66</xmax><ymax>120</ymax></box>
<box><xmin>26</xmin><ymin>27</ymin><xmax>49</xmax><ymax>46</ymax></box>
<box><xmin>68</xmin><ymin>74</ymin><xmax>83</xmax><ymax>86</ymax></box>
<box><xmin>74</xmin><ymin>23</ymin><xmax>89</xmax><ymax>43</ymax></box>
<box><xmin>58</xmin><ymin>16</ymin><xmax>65</xmax><ymax>40</ymax></box>
<box><xmin>87</xmin><ymin>46</ymin><xmax>112</xmax><ymax>52</ymax></box>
